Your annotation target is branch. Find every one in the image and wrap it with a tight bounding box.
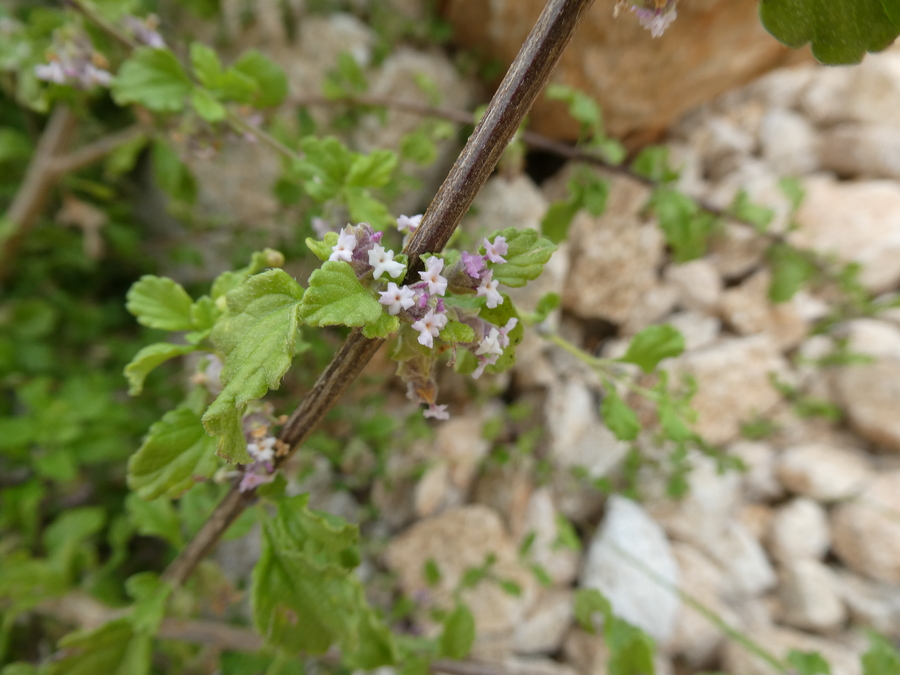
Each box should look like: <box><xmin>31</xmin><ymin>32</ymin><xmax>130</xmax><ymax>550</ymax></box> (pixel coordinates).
<box><xmin>47</xmin><ymin>124</ymin><xmax>147</xmax><ymax>176</ymax></box>
<box><xmin>161</xmin><ymin>0</ymin><xmax>596</xmax><ymax>587</ymax></box>
<box><xmin>0</xmin><ymin>106</ymin><xmax>78</xmax><ymax>280</ymax></box>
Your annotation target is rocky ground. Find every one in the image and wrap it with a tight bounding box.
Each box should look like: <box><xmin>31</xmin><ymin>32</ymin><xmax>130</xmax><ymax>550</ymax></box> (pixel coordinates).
<box><xmin>194</xmin><ymin>5</ymin><xmax>900</xmax><ymax>674</ymax></box>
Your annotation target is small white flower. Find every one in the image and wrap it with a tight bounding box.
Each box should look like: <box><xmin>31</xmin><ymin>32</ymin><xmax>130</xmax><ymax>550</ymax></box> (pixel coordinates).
<box><xmin>418</xmin><ymin>256</ymin><xmax>448</xmax><ymax>296</ymax></box>
<box><xmin>329</xmin><ymin>229</ymin><xmax>356</xmax><ymax>262</ymax></box>
<box><xmin>476</xmin><ymin>327</ymin><xmax>504</xmax><ymax>357</ymax></box>
<box><xmin>247</xmin><ymin>436</ymin><xmax>277</xmax><ymax>463</ymax></box>
<box><xmin>483</xmin><ymin>236</ymin><xmax>509</xmax><ymax>264</ymax></box>
<box><xmin>397</xmin><ymin>214</ymin><xmax>422</xmax><ymax>234</ymax></box>
<box><xmin>476</xmin><ymin>271</ymin><xmax>503</xmax><ymax>309</ymax></box>
<box><xmin>82</xmin><ymin>64</ymin><xmax>113</xmax><ymax>87</ymax></box>
<box><xmin>368</xmin><ymin>243</ymin><xmax>405</xmax><ymax>279</ymax></box>
<box><xmin>35</xmin><ymin>61</ymin><xmax>66</xmax><ymax>84</ymax></box>
<box><xmin>423</xmin><ymin>403</ymin><xmax>450</xmax><ymax>420</ymax></box>
<box><xmin>498</xmin><ymin>317</ymin><xmax>518</xmax><ymax>348</ymax></box>
<box><xmin>379</xmin><ymin>282</ymin><xmax>416</xmax><ymax>315</ymax></box>
<box><xmin>412</xmin><ymin>309</ymin><xmax>448</xmax><ymax>348</ymax></box>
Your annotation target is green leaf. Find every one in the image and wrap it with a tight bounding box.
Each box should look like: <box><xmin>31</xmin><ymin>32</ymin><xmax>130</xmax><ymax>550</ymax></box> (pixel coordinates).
<box><xmin>151</xmin><ymin>140</ymin><xmax>197</xmax><ymax>203</ymax></box>
<box><xmin>126</xmin><ymin>276</ymin><xmax>194</xmax><ymax>331</ymax></box>
<box><xmin>658</xmin><ymin>404</ymin><xmax>694</xmax><ymax>443</ymax></box>
<box><xmin>631</xmin><ymin>146</ymin><xmax>679</xmax><ymax>184</ymax></box>
<box><xmin>251</xmin><ymin>495</ymin><xmax>397</xmax><ymax>666</ymax></box>
<box><xmin>618</xmin><ymin>325</ymin><xmax>685</xmax><ymax>373</ymax></box>
<box><xmin>47</xmin><ymin>619</ymin><xmax>152</xmax><ymax>675</ymax></box>
<box><xmin>126</xmin><ymin>493</ymin><xmax>183</xmax><ymax>547</ymax></box>
<box><xmin>767</xmin><ymin>243</ymin><xmax>817</xmax><ymax>303</ymax></box>
<box><xmin>203</xmin><ymin>270</ymin><xmax>305</xmax><ymax>463</ymax></box>
<box><xmin>298</xmin><ymin>261</ymin><xmax>382</xmax><ymax>327</ymax></box>
<box><xmin>862</xmin><ymin>632</ymin><xmax>900</xmax><ymax>675</ymax></box>
<box><xmin>648</xmin><ymin>188</ymin><xmax>717</xmax><ymax>263</ymax></box>
<box><xmin>124</xmin><ymin>342</ymin><xmax>198</xmax><ymax>395</ymax></box>
<box><xmin>779</xmin><ymin>176</ymin><xmax>806</xmax><ymax>213</ymax></box>
<box><xmin>190</xmin><ymin>88</ymin><xmax>226</xmax><ymax>122</ymax></box>
<box><xmin>600</xmin><ymin>390</ymin><xmax>640</xmax><ymax>441</ymax></box>
<box><xmin>112</xmin><ymin>47</ymin><xmax>191</xmax><ymax>112</ymax></box>
<box><xmin>232</xmin><ymin>50</ymin><xmax>288</xmax><ymax>107</ymax></box>
<box><xmin>423</xmin><ymin>559</ymin><xmax>442</xmax><ymax>586</ymax></box>
<box><xmin>533</xmin><ymin>292</ymin><xmax>561</xmax><ymax>323</ymax></box>
<box><xmin>759</xmin><ymin>0</ymin><xmax>900</xmax><ymax>65</ymax></box>
<box><xmin>729</xmin><ymin>189</ymin><xmax>774</xmax><ymax>232</ymax></box>
<box><xmin>305</xmin><ymin>232</ymin><xmax>339</xmax><ymax>262</ymax></box>
<box><xmin>189</xmin><ymin>42</ymin><xmax>222</xmax><ymax>89</ymax></box>
<box><xmin>344</xmin><ymin>186</ymin><xmax>393</xmax><ymax>230</ymax></box>
<box><xmin>787</xmin><ymin>650</ymin><xmax>832</xmax><ymax>675</ymax></box>
<box><xmin>438</xmin><ymin>604</ymin><xmax>475</xmax><ymax>660</ymax></box>
<box><xmin>362</xmin><ymin>311</ymin><xmax>400</xmax><ymax>339</ymax></box>
<box><xmin>546</xmin><ymin>84</ymin><xmax>603</xmax><ymax>136</ymax></box>
<box><xmin>346</xmin><ymin>150</ymin><xmax>398</xmax><ymax>188</ymax></box>
<box><xmin>296</xmin><ymin>137</ymin><xmax>353</xmax><ymax>202</ymax></box>
<box><xmin>128</xmin><ymin>407</ymin><xmax>218</xmax><ymax>500</ymax></box>
<box><xmin>210</xmin><ymin>249</ymin><xmax>284</xmax><ymax>300</ymax></box>
<box><xmin>541</xmin><ymin>200</ymin><xmax>580</xmax><ymax>245</ymax></box>
<box><xmin>605</xmin><ymin>617</ymin><xmax>656</xmax><ymax>675</ymax></box>
<box><xmin>126</xmin><ymin>572</ymin><xmax>171</xmax><ymax>635</ymax></box>
<box><xmin>487</xmin><ymin>228</ymin><xmax>557</xmax><ymax>288</ymax></box>
<box><xmin>439</xmin><ymin>319</ymin><xmax>475</xmax><ymax>344</ymax></box>
<box><xmin>0</xmin><ymin>128</ymin><xmax>32</xmax><ymax>164</ymax></box>
<box><xmin>573</xmin><ymin>588</ymin><xmax>609</xmax><ymax>633</ymax></box>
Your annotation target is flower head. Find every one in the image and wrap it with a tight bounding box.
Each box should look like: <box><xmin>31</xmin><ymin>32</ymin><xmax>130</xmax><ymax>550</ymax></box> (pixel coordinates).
<box><xmin>483</xmin><ymin>236</ymin><xmax>509</xmax><ymax>264</ymax></box>
<box><xmin>418</xmin><ymin>256</ymin><xmax>448</xmax><ymax>296</ymax></box>
<box><xmin>476</xmin><ymin>271</ymin><xmax>503</xmax><ymax>309</ymax></box>
<box><xmin>630</xmin><ymin>1</ymin><xmax>677</xmax><ymax>37</ymax></box>
<box><xmin>379</xmin><ymin>282</ymin><xmax>416</xmax><ymax>315</ymax></box>
<box><xmin>247</xmin><ymin>436</ymin><xmax>277</xmax><ymax>464</ymax></box>
<box><xmin>461</xmin><ymin>251</ymin><xmax>486</xmax><ymax>278</ymax></box>
<box><xmin>423</xmin><ymin>403</ymin><xmax>450</xmax><ymax>420</ymax></box>
<box><xmin>397</xmin><ymin>214</ymin><xmax>422</xmax><ymax>234</ymax></box>
<box><xmin>412</xmin><ymin>309</ymin><xmax>448</xmax><ymax>348</ymax></box>
<box><xmin>368</xmin><ymin>243</ymin><xmax>405</xmax><ymax>279</ymax></box>
<box><xmin>329</xmin><ymin>228</ymin><xmax>357</xmax><ymax>262</ymax></box>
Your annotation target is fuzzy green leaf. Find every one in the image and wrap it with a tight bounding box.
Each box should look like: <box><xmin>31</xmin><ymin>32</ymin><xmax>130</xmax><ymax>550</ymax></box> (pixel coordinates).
<box><xmin>600</xmin><ymin>390</ymin><xmax>640</xmax><ymax>441</ymax></box>
<box><xmin>541</xmin><ymin>200</ymin><xmax>580</xmax><ymax>245</ymax></box>
<box><xmin>126</xmin><ymin>276</ymin><xmax>194</xmax><ymax>331</ymax></box>
<box><xmin>232</xmin><ymin>50</ymin><xmax>288</xmax><ymax>107</ymax></box>
<box><xmin>759</xmin><ymin>0</ymin><xmax>900</xmax><ymax>65</ymax></box>
<box><xmin>190</xmin><ymin>88</ymin><xmax>226</xmax><ymax>122</ymax></box>
<box><xmin>438</xmin><ymin>605</ymin><xmax>476</xmax><ymax>659</ymax></box>
<box><xmin>124</xmin><ymin>343</ymin><xmax>198</xmax><ymax>395</ymax></box>
<box><xmin>202</xmin><ymin>270</ymin><xmax>305</xmax><ymax>463</ymax></box>
<box><xmin>125</xmin><ymin>493</ymin><xmax>183</xmax><ymax>547</ymax></box>
<box><xmin>251</xmin><ymin>495</ymin><xmax>397</xmax><ymax>666</ymax></box>
<box><xmin>618</xmin><ymin>325</ymin><xmax>685</xmax><ymax>373</ymax></box>
<box><xmin>190</xmin><ymin>42</ymin><xmax>222</xmax><ymax>88</ymax></box>
<box><xmin>574</xmin><ymin>588</ymin><xmax>610</xmax><ymax>633</ymax></box>
<box><xmin>344</xmin><ymin>187</ymin><xmax>393</xmax><ymax>230</ymax></box>
<box><xmin>439</xmin><ymin>319</ymin><xmax>475</xmax><ymax>344</ymax></box>
<box><xmin>126</xmin><ymin>572</ymin><xmax>171</xmax><ymax>635</ymax></box>
<box><xmin>362</xmin><ymin>312</ymin><xmax>400</xmax><ymax>340</ymax></box>
<box><xmin>298</xmin><ymin>261</ymin><xmax>382</xmax><ymax>327</ymax></box>
<box><xmin>346</xmin><ymin>150</ymin><xmax>397</xmax><ymax>188</ymax></box>
<box><xmin>127</xmin><ymin>407</ymin><xmax>218</xmax><ymax>500</ymax></box>
<box><xmin>296</xmin><ymin>137</ymin><xmax>353</xmax><ymax>202</ymax></box>
<box><xmin>47</xmin><ymin>619</ymin><xmax>152</xmax><ymax>675</ymax></box>
<box><xmin>487</xmin><ymin>228</ymin><xmax>557</xmax><ymax>288</ymax></box>
<box><xmin>112</xmin><ymin>47</ymin><xmax>191</xmax><ymax>112</ymax></box>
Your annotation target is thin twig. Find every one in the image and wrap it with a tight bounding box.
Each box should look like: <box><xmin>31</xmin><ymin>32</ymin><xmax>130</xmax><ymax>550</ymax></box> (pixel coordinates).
<box><xmin>161</xmin><ymin>0</ymin><xmax>596</xmax><ymax>587</ymax></box>
<box><xmin>0</xmin><ymin>106</ymin><xmax>78</xmax><ymax>280</ymax></box>
<box><xmin>47</xmin><ymin>124</ymin><xmax>147</xmax><ymax>175</ymax></box>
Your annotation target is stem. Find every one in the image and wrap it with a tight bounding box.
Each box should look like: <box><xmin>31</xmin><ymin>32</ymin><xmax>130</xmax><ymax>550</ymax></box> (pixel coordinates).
<box><xmin>47</xmin><ymin>124</ymin><xmax>146</xmax><ymax>175</ymax></box>
<box><xmin>0</xmin><ymin>106</ymin><xmax>79</xmax><ymax>282</ymax></box>
<box><xmin>161</xmin><ymin>0</ymin><xmax>596</xmax><ymax>587</ymax></box>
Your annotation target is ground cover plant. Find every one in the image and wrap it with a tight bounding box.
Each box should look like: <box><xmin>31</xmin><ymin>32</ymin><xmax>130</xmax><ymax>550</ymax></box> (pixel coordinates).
<box><xmin>3</xmin><ymin>1</ymin><xmax>900</xmax><ymax>674</ymax></box>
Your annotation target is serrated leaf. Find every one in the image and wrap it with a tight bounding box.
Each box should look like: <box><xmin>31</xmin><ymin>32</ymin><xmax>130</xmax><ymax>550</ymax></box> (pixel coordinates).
<box><xmin>124</xmin><ymin>343</ymin><xmax>198</xmax><ymax>395</ymax></box>
<box><xmin>251</xmin><ymin>495</ymin><xmax>396</xmax><ymax>665</ymax></box>
<box><xmin>344</xmin><ymin>186</ymin><xmax>393</xmax><ymax>230</ymax></box>
<box><xmin>600</xmin><ymin>390</ymin><xmax>640</xmax><ymax>441</ymax></box>
<box><xmin>203</xmin><ymin>270</ymin><xmax>304</xmax><ymax>463</ymax></box>
<box><xmin>618</xmin><ymin>325</ymin><xmax>685</xmax><ymax>373</ymax></box>
<box><xmin>232</xmin><ymin>50</ymin><xmax>288</xmax><ymax>107</ymax></box>
<box><xmin>306</xmin><ymin>232</ymin><xmax>339</xmax><ymax>261</ymax></box>
<box><xmin>189</xmin><ymin>295</ymin><xmax>220</xmax><ymax>336</ymax></box>
<box><xmin>439</xmin><ymin>319</ymin><xmax>475</xmax><ymax>344</ymax></box>
<box><xmin>346</xmin><ymin>150</ymin><xmax>397</xmax><ymax>188</ymax></box>
<box><xmin>658</xmin><ymin>404</ymin><xmax>694</xmax><ymax>443</ymax></box>
<box><xmin>47</xmin><ymin>619</ymin><xmax>152</xmax><ymax>675</ymax></box>
<box><xmin>126</xmin><ymin>276</ymin><xmax>194</xmax><ymax>331</ymax></box>
<box><xmin>112</xmin><ymin>47</ymin><xmax>191</xmax><ymax>112</ymax></box>
<box><xmin>730</xmin><ymin>189</ymin><xmax>774</xmax><ymax>232</ymax></box>
<box><xmin>438</xmin><ymin>605</ymin><xmax>475</xmax><ymax>660</ymax></box>
<box><xmin>296</xmin><ymin>137</ymin><xmax>353</xmax><ymax>202</ymax></box>
<box><xmin>759</xmin><ymin>0</ymin><xmax>900</xmax><ymax>65</ymax></box>
<box><xmin>210</xmin><ymin>248</ymin><xmax>283</xmax><ymax>300</ymax></box>
<box><xmin>487</xmin><ymin>228</ymin><xmax>557</xmax><ymax>288</ymax></box>
<box><xmin>127</xmin><ymin>407</ymin><xmax>218</xmax><ymax>500</ymax></box>
<box><xmin>190</xmin><ymin>87</ymin><xmax>226</xmax><ymax>122</ymax></box>
<box><xmin>126</xmin><ymin>572</ymin><xmax>171</xmax><ymax>635</ymax></box>
<box><xmin>298</xmin><ymin>261</ymin><xmax>382</xmax><ymax>327</ymax></box>
<box><xmin>362</xmin><ymin>311</ymin><xmax>399</xmax><ymax>339</ymax></box>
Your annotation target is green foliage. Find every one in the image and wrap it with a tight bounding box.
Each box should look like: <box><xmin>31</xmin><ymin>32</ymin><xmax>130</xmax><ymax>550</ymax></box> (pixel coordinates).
<box><xmin>600</xmin><ymin>389</ymin><xmax>640</xmax><ymax>441</ymax></box>
<box><xmin>203</xmin><ymin>270</ymin><xmax>305</xmax><ymax>463</ymax></box>
<box><xmin>788</xmin><ymin>650</ymin><xmax>832</xmax><ymax>675</ymax></box>
<box><xmin>760</xmin><ymin>0</ymin><xmax>900</xmax><ymax>64</ymax></box>
<box><xmin>124</xmin><ymin>342</ymin><xmax>198</xmax><ymax>395</ymax></box>
<box><xmin>486</xmin><ymin>228</ymin><xmax>556</xmax><ymax>288</ymax></box>
<box><xmin>631</xmin><ymin>146</ymin><xmax>679</xmax><ymax>184</ymax></box>
<box><xmin>729</xmin><ymin>190</ymin><xmax>774</xmax><ymax>232</ymax></box>
<box><xmin>112</xmin><ymin>47</ymin><xmax>191</xmax><ymax>112</ymax></box>
<box><xmin>438</xmin><ymin>605</ymin><xmax>476</xmax><ymax>659</ymax></box>
<box><xmin>127</xmin><ymin>406</ymin><xmax>218</xmax><ymax>500</ymax></box>
<box><xmin>251</xmin><ymin>494</ymin><xmax>397</xmax><ymax>666</ymax></box>
<box><xmin>647</xmin><ymin>188</ymin><xmax>718</xmax><ymax>262</ymax></box>
<box><xmin>126</xmin><ymin>276</ymin><xmax>194</xmax><ymax>331</ymax></box>
<box><xmin>862</xmin><ymin>632</ymin><xmax>900</xmax><ymax>675</ymax></box>
<box><xmin>46</xmin><ymin>619</ymin><xmax>152</xmax><ymax>675</ymax></box>
<box><xmin>298</xmin><ymin>261</ymin><xmax>383</xmax><ymax>327</ymax></box>
<box><xmin>541</xmin><ymin>168</ymin><xmax>610</xmax><ymax>244</ymax></box>
<box><xmin>232</xmin><ymin>50</ymin><xmax>289</xmax><ymax>108</ymax></box>
<box><xmin>574</xmin><ymin>589</ymin><xmax>656</xmax><ymax>675</ymax></box>
<box><xmin>618</xmin><ymin>325</ymin><xmax>685</xmax><ymax>373</ymax></box>
<box><xmin>767</xmin><ymin>243</ymin><xmax>817</xmax><ymax>303</ymax></box>
<box><xmin>544</xmin><ymin>84</ymin><xmax>625</xmax><ymax>163</ymax></box>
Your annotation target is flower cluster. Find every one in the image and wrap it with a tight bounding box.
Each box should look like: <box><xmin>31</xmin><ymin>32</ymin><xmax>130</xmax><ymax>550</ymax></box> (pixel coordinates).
<box><xmin>122</xmin><ymin>15</ymin><xmax>166</xmax><ymax>48</ymax></box>
<box><xmin>238</xmin><ymin>424</ymin><xmax>284</xmax><ymax>492</ymax></box>
<box><xmin>34</xmin><ymin>30</ymin><xmax>113</xmax><ymax>88</ymax></box>
<box><xmin>616</xmin><ymin>0</ymin><xmax>678</xmax><ymax>37</ymax></box>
